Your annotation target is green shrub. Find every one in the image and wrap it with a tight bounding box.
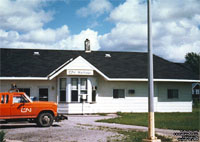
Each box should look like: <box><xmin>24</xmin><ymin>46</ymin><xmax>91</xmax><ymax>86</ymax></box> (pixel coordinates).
<box><xmin>193</xmin><ymin>99</ymin><xmax>200</xmax><ymax>108</ymax></box>
<box><xmin>116</xmin><ymin>111</ymin><xmax>122</xmax><ymax>116</ymax></box>
<box><xmin>0</xmin><ymin>131</ymin><xmax>6</xmax><ymax>142</ymax></box>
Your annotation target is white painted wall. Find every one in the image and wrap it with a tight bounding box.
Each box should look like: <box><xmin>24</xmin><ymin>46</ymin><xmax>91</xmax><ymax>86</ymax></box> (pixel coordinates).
<box><xmin>95</xmin><ymin>76</ymin><xmax>150</xmax><ymax>113</ymax></box>
<box><xmin>0</xmin><ymin>80</ymin><xmax>57</xmax><ymax>102</ymax></box>
<box><xmin>0</xmin><ymin>75</ymin><xmax>193</xmax><ymax>113</ymax></box>
<box><xmin>57</xmin><ymin>76</ymin><xmax>192</xmax><ymax>114</ymax></box>
<box><xmin>156</xmin><ymin>82</ymin><xmax>192</xmax><ymax>112</ymax></box>
<box><xmin>95</xmin><ymin>78</ymin><xmax>192</xmax><ymax>113</ymax></box>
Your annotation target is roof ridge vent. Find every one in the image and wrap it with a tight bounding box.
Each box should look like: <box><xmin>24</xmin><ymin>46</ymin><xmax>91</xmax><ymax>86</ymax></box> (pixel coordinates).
<box><xmin>105</xmin><ymin>53</ymin><xmax>111</xmax><ymax>58</ymax></box>
<box><xmin>33</xmin><ymin>51</ymin><xmax>40</xmax><ymax>55</ymax></box>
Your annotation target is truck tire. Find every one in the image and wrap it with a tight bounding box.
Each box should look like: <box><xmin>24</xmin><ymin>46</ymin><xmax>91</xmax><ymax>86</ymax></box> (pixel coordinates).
<box><xmin>37</xmin><ymin>112</ymin><xmax>53</xmax><ymax>127</ymax></box>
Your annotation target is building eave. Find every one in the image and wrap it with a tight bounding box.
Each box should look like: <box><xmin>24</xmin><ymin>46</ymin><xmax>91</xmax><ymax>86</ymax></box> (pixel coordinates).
<box><xmin>0</xmin><ymin>77</ymin><xmax>48</xmax><ymax>80</ymax></box>
<box><xmin>106</xmin><ymin>78</ymin><xmax>200</xmax><ymax>82</ymax></box>
<box><xmin>0</xmin><ymin>77</ymin><xmax>199</xmax><ymax>83</ymax></box>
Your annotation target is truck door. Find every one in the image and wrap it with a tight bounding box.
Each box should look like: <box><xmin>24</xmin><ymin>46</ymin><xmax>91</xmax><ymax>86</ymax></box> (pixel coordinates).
<box><xmin>11</xmin><ymin>94</ymin><xmax>34</xmax><ymax>117</ymax></box>
<box><xmin>0</xmin><ymin>94</ymin><xmax>10</xmax><ymax>117</ymax></box>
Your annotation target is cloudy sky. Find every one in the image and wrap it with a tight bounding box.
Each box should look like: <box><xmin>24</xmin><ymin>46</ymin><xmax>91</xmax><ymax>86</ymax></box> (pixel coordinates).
<box><xmin>0</xmin><ymin>0</ymin><xmax>200</xmax><ymax>62</ymax></box>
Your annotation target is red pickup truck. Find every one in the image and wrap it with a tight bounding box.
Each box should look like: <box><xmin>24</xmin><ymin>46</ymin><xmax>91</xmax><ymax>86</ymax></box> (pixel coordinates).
<box><xmin>0</xmin><ymin>92</ymin><xmax>63</xmax><ymax>127</ymax></box>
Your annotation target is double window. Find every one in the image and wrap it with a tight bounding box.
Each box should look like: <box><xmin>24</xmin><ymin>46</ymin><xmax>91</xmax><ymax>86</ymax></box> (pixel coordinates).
<box><xmin>113</xmin><ymin>89</ymin><xmax>125</xmax><ymax>98</ymax></box>
<box><xmin>168</xmin><ymin>89</ymin><xmax>179</xmax><ymax>99</ymax></box>
<box><xmin>59</xmin><ymin>78</ymin><xmax>89</xmax><ymax>103</ymax></box>
<box><xmin>71</xmin><ymin>78</ymin><xmax>88</xmax><ymax>102</ymax></box>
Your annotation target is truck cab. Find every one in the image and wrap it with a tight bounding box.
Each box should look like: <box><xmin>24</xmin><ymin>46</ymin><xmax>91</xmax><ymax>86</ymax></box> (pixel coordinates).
<box><xmin>0</xmin><ymin>92</ymin><xmax>58</xmax><ymax>127</ymax></box>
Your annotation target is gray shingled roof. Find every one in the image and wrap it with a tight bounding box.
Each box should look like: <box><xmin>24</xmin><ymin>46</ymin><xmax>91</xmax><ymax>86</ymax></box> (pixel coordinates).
<box><xmin>0</xmin><ymin>48</ymin><xmax>198</xmax><ymax>80</ymax></box>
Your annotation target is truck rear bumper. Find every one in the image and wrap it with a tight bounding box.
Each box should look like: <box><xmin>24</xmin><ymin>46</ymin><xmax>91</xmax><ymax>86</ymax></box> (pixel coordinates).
<box><xmin>54</xmin><ymin>114</ymin><xmax>68</xmax><ymax>122</ymax></box>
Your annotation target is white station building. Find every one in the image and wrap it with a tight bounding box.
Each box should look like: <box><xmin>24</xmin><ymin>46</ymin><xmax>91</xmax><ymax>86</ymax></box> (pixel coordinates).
<box><xmin>0</xmin><ymin>40</ymin><xmax>199</xmax><ymax>114</ymax></box>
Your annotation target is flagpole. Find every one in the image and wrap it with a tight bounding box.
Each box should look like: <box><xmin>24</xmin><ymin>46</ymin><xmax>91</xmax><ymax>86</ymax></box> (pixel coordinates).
<box><xmin>143</xmin><ymin>0</ymin><xmax>161</xmax><ymax>141</ymax></box>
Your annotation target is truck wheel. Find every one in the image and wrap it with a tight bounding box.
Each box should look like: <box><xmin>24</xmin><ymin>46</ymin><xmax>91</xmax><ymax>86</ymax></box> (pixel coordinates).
<box><xmin>37</xmin><ymin>112</ymin><xmax>53</xmax><ymax>127</ymax></box>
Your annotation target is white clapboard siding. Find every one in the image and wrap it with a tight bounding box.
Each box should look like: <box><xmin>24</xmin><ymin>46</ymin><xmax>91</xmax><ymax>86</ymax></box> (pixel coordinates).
<box><xmin>156</xmin><ymin>102</ymin><xmax>192</xmax><ymax>112</ymax></box>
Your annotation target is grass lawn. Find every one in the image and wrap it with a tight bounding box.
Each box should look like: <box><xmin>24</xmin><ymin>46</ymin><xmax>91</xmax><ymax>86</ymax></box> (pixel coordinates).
<box><xmin>112</xmin><ymin>130</ymin><xmax>173</xmax><ymax>142</ymax></box>
<box><xmin>94</xmin><ymin>126</ymin><xmax>172</xmax><ymax>142</ymax></box>
<box><xmin>97</xmin><ymin>107</ymin><xmax>199</xmax><ymax>131</ymax></box>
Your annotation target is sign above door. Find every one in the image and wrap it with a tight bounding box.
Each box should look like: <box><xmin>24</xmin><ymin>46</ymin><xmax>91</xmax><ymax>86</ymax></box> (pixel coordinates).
<box><xmin>66</xmin><ymin>69</ymin><xmax>94</xmax><ymax>76</ymax></box>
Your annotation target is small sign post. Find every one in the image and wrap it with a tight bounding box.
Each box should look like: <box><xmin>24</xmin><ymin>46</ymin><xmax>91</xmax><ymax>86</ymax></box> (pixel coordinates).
<box><xmin>143</xmin><ymin>0</ymin><xmax>161</xmax><ymax>142</ymax></box>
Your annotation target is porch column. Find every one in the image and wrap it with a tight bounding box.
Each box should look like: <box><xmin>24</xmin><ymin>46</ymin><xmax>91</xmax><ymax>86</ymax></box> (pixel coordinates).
<box><xmin>66</xmin><ymin>77</ymin><xmax>71</xmax><ymax>103</ymax></box>
<box><xmin>87</xmin><ymin>78</ymin><xmax>92</xmax><ymax>102</ymax></box>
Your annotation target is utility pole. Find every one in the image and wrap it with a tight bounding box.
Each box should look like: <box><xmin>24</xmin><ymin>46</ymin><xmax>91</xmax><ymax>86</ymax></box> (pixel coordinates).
<box><xmin>143</xmin><ymin>0</ymin><xmax>161</xmax><ymax>142</ymax></box>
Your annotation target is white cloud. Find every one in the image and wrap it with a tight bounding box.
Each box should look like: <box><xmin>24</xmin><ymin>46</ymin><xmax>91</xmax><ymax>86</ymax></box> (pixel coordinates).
<box><xmin>76</xmin><ymin>0</ymin><xmax>112</xmax><ymax>17</ymax></box>
<box><xmin>0</xmin><ymin>28</ymin><xmax>100</xmax><ymax>50</ymax></box>
<box><xmin>99</xmin><ymin>0</ymin><xmax>200</xmax><ymax>62</ymax></box>
<box><xmin>0</xmin><ymin>0</ymin><xmax>52</xmax><ymax>32</ymax></box>
<box><xmin>21</xmin><ymin>25</ymin><xmax>69</xmax><ymax>43</ymax></box>
<box><xmin>0</xmin><ymin>0</ymin><xmax>100</xmax><ymax>50</ymax></box>
<box><xmin>59</xmin><ymin>29</ymin><xmax>100</xmax><ymax>50</ymax></box>
<box><xmin>108</xmin><ymin>0</ymin><xmax>146</xmax><ymax>23</ymax></box>
<box><xmin>99</xmin><ymin>23</ymin><xmax>147</xmax><ymax>51</ymax></box>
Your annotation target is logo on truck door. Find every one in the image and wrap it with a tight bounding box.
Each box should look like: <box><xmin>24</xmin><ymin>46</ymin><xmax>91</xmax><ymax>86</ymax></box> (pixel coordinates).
<box><xmin>21</xmin><ymin>108</ymin><xmax>32</xmax><ymax>113</ymax></box>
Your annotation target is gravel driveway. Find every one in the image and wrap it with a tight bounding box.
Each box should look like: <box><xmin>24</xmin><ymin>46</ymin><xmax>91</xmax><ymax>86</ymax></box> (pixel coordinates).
<box><xmin>1</xmin><ymin>114</ymin><xmax>123</xmax><ymax>142</ymax></box>
<box><xmin>2</xmin><ymin>114</ymin><xmax>197</xmax><ymax>142</ymax></box>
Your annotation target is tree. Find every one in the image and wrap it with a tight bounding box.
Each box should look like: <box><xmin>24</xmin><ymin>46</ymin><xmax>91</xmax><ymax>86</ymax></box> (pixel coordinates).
<box><xmin>185</xmin><ymin>52</ymin><xmax>200</xmax><ymax>75</ymax></box>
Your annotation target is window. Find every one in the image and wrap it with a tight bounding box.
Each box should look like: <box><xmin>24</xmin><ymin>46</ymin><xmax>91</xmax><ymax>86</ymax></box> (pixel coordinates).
<box><xmin>60</xmin><ymin>78</ymin><xmax>66</xmax><ymax>102</ymax></box>
<box><xmin>113</xmin><ymin>89</ymin><xmax>125</xmax><ymax>98</ymax></box>
<box><xmin>128</xmin><ymin>89</ymin><xmax>135</xmax><ymax>94</ymax></box>
<box><xmin>168</xmin><ymin>89</ymin><xmax>179</xmax><ymax>99</ymax></box>
<box><xmin>18</xmin><ymin>88</ymin><xmax>30</xmax><ymax>97</ymax></box>
<box><xmin>0</xmin><ymin>95</ymin><xmax>9</xmax><ymax>104</ymax></box>
<box><xmin>80</xmin><ymin>78</ymin><xmax>87</xmax><ymax>94</ymax></box>
<box><xmin>71</xmin><ymin>78</ymin><xmax>78</xmax><ymax>90</ymax></box>
<box><xmin>71</xmin><ymin>78</ymin><xmax>78</xmax><ymax>102</ymax></box>
<box><xmin>1</xmin><ymin>95</ymin><xmax>5</xmax><ymax>104</ymax></box>
<box><xmin>13</xmin><ymin>95</ymin><xmax>29</xmax><ymax>103</ymax></box>
<box><xmin>5</xmin><ymin>95</ymin><xmax>9</xmax><ymax>103</ymax></box>
<box><xmin>92</xmin><ymin>90</ymin><xmax>96</xmax><ymax>102</ymax></box>
<box><xmin>80</xmin><ymin>78</ymin><xmax>88</xmax><ymax>102</ymax></box>
<box><xmin>196</xmin><ymin>89</ymin><xmax>200</xmax><ymax>94</ymax></box>
<box><xmin>39</xmin><ymin>88</ymin><xmax>48</xmax><ymax>101</ymax></box>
